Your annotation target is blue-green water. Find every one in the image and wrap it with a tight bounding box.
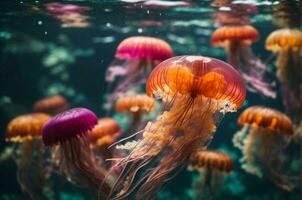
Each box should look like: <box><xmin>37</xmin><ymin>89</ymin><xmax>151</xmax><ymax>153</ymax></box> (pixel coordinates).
<box><xmin>0</xmin><ymin>0</ymin><xmax>301</xmax><ymax>199</ymax></box>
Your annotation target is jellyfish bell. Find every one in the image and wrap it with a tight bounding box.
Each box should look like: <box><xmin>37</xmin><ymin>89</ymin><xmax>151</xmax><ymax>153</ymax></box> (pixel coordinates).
<box><xmin>42</xmin><ymin>108</ymin><xmax>112</xmax><ymax>196</ymax></box>
<box><xmin>265</xmin><ymin>28</ymin><xmax>302</xmax><ymax>122</ymax></box>
<box><xmin>108</xmin><ymin>55</ymin><xmax>245</xmax><ymax>200</ymax></box>
<box><xmin>105</xmin><ymin>36</ymin><xmax>173</xmax><ymax>109</ymax></box>
<box><xmin>189</xmin><ymin>150</ymin><xmax>233</xmax><ymax>199</ymax></box>
<box><xmin>115</xmin><ymin>94</ymin><xmax>156</xmax><ymax>133</ymax></box>
<box><xmin>89</xmin><ymin>118</ymin><xmax>122</xmax><ymax>167</ymax></box>
<box><xmin>233</xmin><ymin>106</ymin><xmax>295</xmax><ymax>191</ymax></box>
<box><xmin>6</xmin><ymin>113</ymin><xmax>51</xmax><ymax>199</ymax></box>
<box><xmin>211</xmin><ymin>25</ymin><xmax>276</xmax><ymax>98</ymax></box>
<box><xmin>33</xmin><ymin>95</ymin><xmax>68</xmax><ymax>116</ymax></box>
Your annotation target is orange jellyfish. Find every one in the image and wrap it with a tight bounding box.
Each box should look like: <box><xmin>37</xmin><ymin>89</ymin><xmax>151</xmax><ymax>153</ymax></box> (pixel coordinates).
<box><xmin>105</xmin><ymin>36</ymin><xmax>173</xmax><ymax>108</ymax></box>
<box><xmin>6</xmin><ymin>113</ymin><xmax>51</xmax><ymax>199</ymax></box>
<box><xmin>33</xmin><ymin>95</ymin><xmax>68</xmax><ymax>115</ymax></box>
<box><xmin>265</xmin><ymin>28</ymin><xmax>302</xmax><ymax>123</ymax></box>
<box><xmin>89</xmin><ymin>118</ymin><xmax>122</xmax><ymax>167</ymax></box>
<box><xmin>107</xmin><ymin>55</ymin><xmax>245</xmax><ymax>200</ymax></box>
<box><xmin>189</xmin><ymin>150</ymin><xmax>233</xmax><ymax>199</ymax></box>
<box><xmin>211</xmin><ymin>25</ymin><xmax>276</xmax><ymax>98</ymax></box>
<box><xmin>233</xmin><ymin>106</ymin><xmax>295</xmax><ymax>191</ymax></box>
<box><xmin>115</xmin><ymin>94</ymin><xmax>156</xmax><ymax>133</ymax></box>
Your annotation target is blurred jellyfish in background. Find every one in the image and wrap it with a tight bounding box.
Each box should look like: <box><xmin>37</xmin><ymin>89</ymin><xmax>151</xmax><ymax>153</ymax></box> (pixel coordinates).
<box><xmin>265</xmin><ymin>29</ymin><xmax>302</xmax><ymax>124</ymax></box>
<box><xmin>42</xmin><ymin>108</ymin><xmax>113</xmax><ymax>198</ymax></box>
<box><xmin>89</xmin><ymin>118</ymin><xmax>122</xmax><ymax>168</ymax></box>
<box><xmin>6</xmin><ymin>113</ymin><xmax>51</xmax><ymax>199</ymax></box>
<box><xmin>33</xmin><ymin>95</ymin><xmax>68</xmax><ymax>116</ymax></box>
<box><xmin>211</xmin><ymin>25</ymin><xmax>276</xmax><ymax>98</ymax></box>
<box><xmin>105</xmin><ymin>36</ymin><xmax>173</xmax><ymax>109</ymax></box>
<box><xmin>233</xmin><ymin>106</ymin><xmax>296</xmax><ymax>191</ymax></box>
<box><xmin>188</xmin><ymin>150</ymin><xmax>233</xmax><ymax>200</ymax></box>
<box><xmin>107</xmin><ymin>55</ymin><xmax>245</xmax><ymax>199</ymax></box>
<box><xmin>115</xmin><ymin>94</ymin><xmax>156</xmax><ymax>133</ymax></box>
<box><xmin>45</xmin><ymin>2</ymin><xmax>91</xmax><ymax>28</ymax></box>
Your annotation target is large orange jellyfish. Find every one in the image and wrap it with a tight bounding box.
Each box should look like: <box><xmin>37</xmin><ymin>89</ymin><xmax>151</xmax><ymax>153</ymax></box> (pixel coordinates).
<box><xmin>115</xmin><ymin>94</ymin><xmax>156</xmax><ymax>133</ymax></box>
<box><xmin>233</xmin><ymin>106</ymin><xmax>295</xmax><ymax>191</ymax></box>
<box><xmin>105</xmin><ymin>36</ymin><xmax>173</xmax><ymax>109</ymax></box>
<box><xmin>6</xmin><ymin>113</ymin><xmax>51</xmax><ymax>199</ymax></box>
<box><xmin>33</xmin><ymin>95</ymin><xmax>68</xmax><ymax>115</ymax></box>
<box><xmin>107</xmin><ymin>55</ymin><xmax>245</xmax><ymax>200</ymax></box>
<box><xmin>89</xmin><ymin>118</ymin><xmax>122</xmax><ymax>168</ymax></box>
<box><xmin>42</xmin><ymin>108</ymin><xmax>113</xmax><ymax>198</ymax></box>
<box><xmin>189</xmin><ymin>150</ymin><xmax>233</xmax><ymax>199</ymax></box>
<box><xmin>265</xmin><ymin>28</ymin><xmax>302</xmax><ymax>123</ymax></box>
<box><xmin>211</xmin><ymin>25</ymin><xmax>276</xmax><ymax>98</ymax></box>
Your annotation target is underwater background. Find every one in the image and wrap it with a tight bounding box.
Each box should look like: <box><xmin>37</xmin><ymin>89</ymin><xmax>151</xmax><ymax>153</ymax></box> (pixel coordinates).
<box><xmin>0</xmin><ymin>0</ymin><xmax>301</xmax><ymax>199</ymax></box>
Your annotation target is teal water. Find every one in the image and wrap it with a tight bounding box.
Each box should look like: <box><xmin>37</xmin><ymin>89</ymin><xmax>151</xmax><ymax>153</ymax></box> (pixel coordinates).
<box><xmin>0</xmin><ymin>0</ymin><xmax>301</xmax><ymax>199</ymax></box>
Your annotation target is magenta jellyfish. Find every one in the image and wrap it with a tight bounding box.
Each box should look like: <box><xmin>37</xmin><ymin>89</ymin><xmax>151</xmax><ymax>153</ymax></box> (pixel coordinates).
<box><xmin>105</xmin><ymin>36</ymin><xmax>173</xmax><ymax>109</ymax></box>
<box><xmin>42</xmin><ymin>108</ymin><xmax>112</xmax><ymax>197</ymax></box>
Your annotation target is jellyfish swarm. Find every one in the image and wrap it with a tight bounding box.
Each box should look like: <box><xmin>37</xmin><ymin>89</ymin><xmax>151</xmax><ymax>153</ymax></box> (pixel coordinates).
<box><xmin>188</xmin><ymin>150</ymin><xmax>233</xmax><ymax>200</ymax></box>
<box><xmin>89</xmin><ymin>118</ymin><xmax>122</xmax><ymax>168</ymax></box>
<box><xmin>108</xmin><ymin>55</ymin><xmax>245</xmax><ymax>200</ymax></box>
<box><xmin>233</xmin><ymin>106</ymin><xmax>295</xmax><ymax>191</ymax></box>
<box><xmin>6</xmin><ymin>113</ymin><xmax>51</xmax><ymax>199</ymax></box>
<box><xmin>105</xmin><ymin>36</ymin><xmax>173</xmax><ymax>107</ymax></box>
<box><xmin>33</xmin><ymin>95</ymin><xmax>68</xmax><ymax>116</ymax></box>
<box><xmin>211</xmin><ymin>25</ymin><xmax>276</xmax><ymax>98</ymax></box>
<box><xmin>115</xmin><ymin>94</ymin><xmax>156</xmax><ymax>133</ymax></box>
<box><xmin>42</xmin><ymin>108</ymin><xmax>112</xmax><ymax>197</ymax></box>
<box><xmin>265</xmin><ymin>29</ymin><xmax>302</xmax><ymax>123</ymax></box>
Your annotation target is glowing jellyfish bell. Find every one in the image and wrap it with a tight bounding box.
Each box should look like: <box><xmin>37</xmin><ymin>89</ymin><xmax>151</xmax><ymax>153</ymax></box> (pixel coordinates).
<box><xmin>115</xmin><ymin>94</ymin><xmax>156</xmax><ymax>133</ymax></box>
<box><xmin>211</xmin><ymin>25</ymin><xmax>276</xmax><ymax>98</ymax></box>
<box><xmin>6</xmin><ymin>113</ymin><xmax>51</xmax><ymax>199</ymax></box>
<box><xmin>265</xmin><ymin>29</ymin><xmax>302</xmax><ymax>122</ymax></box>
<box><xmin>108</xmin><ymin>55</ymin><xmax>245</xmax><ymax>200</ymax></box>
<box><xmin>33</xmin><ymin>95</ymin><xmax>68</xmax><ymax>115</ymax></box>
<box><xmin>189</xmin><ymin>150</ymin><xmax>233</xmax><ymax>199</ymax></box>
<box><xmin>233</xmin><ymin>106</ymin><xmax>295</xmax><ymax>191</ymax></box>
<box><xmin>105</xmin><ymin>36</ymin><xmax>173</xmax><ymax>108</ymax></box>
<box><xmin>89</xmin><ymin>118</ymin><xmax>122</xmax><ymax>167</ymax></box>
<box><xmin>42</xmin><ymin>108</ymin><xmax>112</xmax><ymax>196</ymax></box>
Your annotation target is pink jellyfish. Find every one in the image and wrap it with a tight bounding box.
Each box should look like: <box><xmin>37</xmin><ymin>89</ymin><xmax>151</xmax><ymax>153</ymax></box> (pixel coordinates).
<box><xmin>42</xmin><ymin>108</ymin><xmax>112</xmax><ymax>198</ymax></box>
<box><xmin>105</xmin><ymin>36</ymin><xmax>173</xmax><ymax>109</ymax></box>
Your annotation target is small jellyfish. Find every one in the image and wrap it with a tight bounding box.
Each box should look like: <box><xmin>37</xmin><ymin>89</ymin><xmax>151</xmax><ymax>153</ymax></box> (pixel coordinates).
<box><xmin>33</xmin><ymin>95</ymin><xmax>68</xmax><ymax>115</ymax></box>
<box><xmin>265</xmin><ymin>28</ymin><xmax>302</xmax><ymax>123</ymax></box>
<box><xmin>6</xmin><ymin>113</ymin><xmax>51</xmax><ymax>199</ymax></box>
<box><xmin>115</xmin><ymin>94</ymin><xmax>156</xmax><ymax>133</ymax></box>
<box><xmin>211</xmin><ymin>25</ymin><xmax>276</xmax><ymax>98</ymax></box>
<box><xmin>89</xmin><ymin>118</ymin><xmax>122</xmax><ymax>167</ymax></box>
<box><xmin>233</xmin><ymin>106</ymin><xmax>295</xmax><ymax>191</ymax></box>
<box><xmin>42</xmin><ymin>108</ymin><xmax>112</xmax><ymax>197</ymax></box>
<box><xmin>188</xmin><ymin>150</ymin><xmax>233</xmax><ymax>200</ymax></box>
<box><xmin>107</xmin><ymin>55</ymin><xmax>245</xmax><ymax>200</ymax></box>
<box><xmin>105</xmin><ymin>36</ymin><xmax>173</xmax><ymax>108</ymax></box>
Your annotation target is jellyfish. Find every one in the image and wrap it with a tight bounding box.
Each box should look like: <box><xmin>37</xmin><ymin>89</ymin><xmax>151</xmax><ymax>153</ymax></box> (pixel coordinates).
<box><xmin>232</xmin><ymin>106</ymin><xmax>295</xmax><ymax>191</ymax></box>
<box><xmin>115</xmin><ymin>94</ymin><xmax>156</xmax><ymax>133</ymax></box>
<box><xmin>33</xmin><ymin>95</ymin><xmax>68</xmax><ymax>115</ymax></box>
<box><xmin>188</xmin><ymin>150</ymin><xmax>233</xmax><ymax>200</ymax></box>
<box><xmin>265</xmin><ymin>28</ymin><xmax>302</xmax><ymax>123</ymax></box>
<box><xmin>105</xmin><ymin>36</ymin><xmax>173</xmax><ymax>108</ymax></box>
<box><xmin>89</xmin><ymin>118</ymin><xmax>122</xmax><ymax>167</ymax></box>
<box><xmin>107</xmin><ymin>55</ymin><xmax>245</xmax><ymax>200</ymax></box>
<box><xmin>42</xmin><ymin>108</ymin><xmax>112</xmax><ymax>197</ymax></box>
<box><xmin>211</xmin><ymin>25</ymin><xmax>276</xmax><ymax>98</ymax></box>
<box><xmin>6</xmin><ymin>113</ymin><xmax>51</xmax><ymax>199</ymax></box>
